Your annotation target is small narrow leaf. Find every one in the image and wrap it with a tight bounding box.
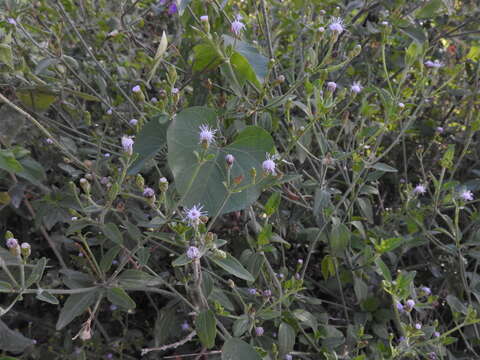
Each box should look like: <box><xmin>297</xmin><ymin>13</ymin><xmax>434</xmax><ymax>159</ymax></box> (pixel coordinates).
<box><xmin>211</xmin><ymin>254</ymin><xmax>255</xmax><ymax>282</ymax></box>
<box><xmin>56</xmin><ymin>290</ymin><xmax>98</xmax><ymax>330</ymax></box>
<box><xmin>103</xmin><ymin>223</ymin><xmax>123</xmax><ymax>245</ymax></box>
<box><xmin>107</xmin><ymin>287</ymin><xmax>136</xmax><ymax>310</ymax></box>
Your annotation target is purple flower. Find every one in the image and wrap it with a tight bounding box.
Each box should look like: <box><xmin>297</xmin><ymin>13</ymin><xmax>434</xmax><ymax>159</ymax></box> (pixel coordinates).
<box><xmin>425</xmin><ymin>60</ymin><xmax>444</xmax><ymax>68</ymax></box>
<box><xmin>433</xmin><ymin>331</ymin><xmax>440</xmax><ymax>338</ymax></box>
<box><xmin>107</xmin><ymin>108</ymin><xmax>113</xmax><ymax>115</ymax></box>
<box><xmin>398</xmin><ymin>336</ymin><xmax>406</xmax><ymax>342</ymax></box>
<box><xmin>151</xmin><ymin>97</ymin><xmax>158</xmax><ymax>103</ymax></box>
<box><xmin>199</xmin><ymin>124</ymin><xmax>217</xmax><ymax>145</ymax></box>
<box><xmin>7</xmin><ymin>18</ymin><xmax>17</xmax><ymax>25</ymax></box>
<box><xmin>181</xmin><ymin>321</ymin><xmax>190</xmax><ymax>331</ymax></box>
<box><xmin>6</xmin><ymin>238</ymin><xmax>18</xmax><ymax>249</ymax></box>
<box><xmin>318</xmin><ymin>26</ymin><xmax>325</xmax><ymax>32</ymax></box>
<box><xmin>263</xmin><ymin>289</ymin><xmax>272</xmax><ymax>297</ymax></box>
<box><xmin>143</xmin><ymin>187</ymin><xmax>155</xmax><ymax>198</ymax></box>
<box><xmin>129</xmin><ymin>119</ymin><xmax>138</xmax><ymax>126</ymax></box>
<box><xmin>132</xmin><ymin>85</ymin><xmax>141</xmax><ymax>93</ymax></box>
<box><xmin>436</xmin><ymin>126</ymin><xmax>444</xmax><ymax>133</ymax></box>
<box><xmin>110</xmin><ymin>304</ymin><xmax>117</xmax><ymax>311</ymax></box>
<box><xmin>262</xmin><ymin>154</ymin><xmax>276</xmax><ymax>176</ymax></box>
<box><xmin>231</xmin><ymin>17</ymin><xmax>245</xmax><ymax>36</ymax></box>
<box><xmin>405</xmin><ymin>299</ymin><xmax>415</xmax><ymax>311</ymax></box>
<box><xmin>298</xmin><ymin>258</ymin><xmax>304</xmax><ymax>265</ymax></box>
<box><xmin>329</xmin><ymin>17</ymin><xmax>345</xmax><ymax>34</ymax></box>
<box><xmin>255</xmin><ymin>327</ymin><xmax>264</xmax><ymax>336</ymax></box>
<box><xmin>398</xmin><ymin>102</ymin><xmax>405</xmax><ymax>108</ymax></box>
<box><xmin>106</xmin><ymin>353</ymin><xmax>113</xmax><ymax>359</ymax></box>
<box><xmin>167</xmin><ymin>3</ymin><xmax>177</xmax><ymax>15</ymax></box>
<box><xmin>277</xmin><ymin>273</ymin><xmax>284</xmax><ymax>279</ymax></box>
<box><xmin>248</xmin><ymin>288</ymin><xmax>257</xmax><ymax>295</ymax></box>
<box><xmin>350</xmin><ymin>81</ymin><xmax>363</xmax><ymax>94</ymax></box>
<box><xmin>285</xmin><ymin>355</ymin><xmax>293</xmax><ymax>360</ymax></box>
<box><xmin>460</xmin><ymin>190</ymin><xmax>474</xmax><ymax>201</ymax></box>
<box><xmin>45</xmin><ymin>138</ymin><xmax>54</xmax><ymax>144</ymax></box>
<box><xmin>121</xmin><ymin>135</ymin><xmax>134</xmax><ymax>155</ymax></box>
<box><xmin>104</xmin><ymin>153</ymin><xmax>111</xmax><ymax>158</ymax></box>
<box><xmin>225</xmin><ymin>154</ymin><xmax>235</xmax><ymax>166</ymax></box>
<box><xmin>413</xmin><ymin>184</ymin><xmax>427</xmax><ymax>195</ymax></box>
<box><xmin>420</xmin><ymin>286</ymin><xmax>431</xmax><ymax>296</ymax></box>
<box><xmin>327</xmin><ymin>81</ymin><xmax>337</xmax><ymax>92</ymax></box>
<box><xmin>186</xmin><ymin>246</ymin><xmax>200</xmax><ymax>259</ymax></box>
<box><xmin>172</xmin><ymin>87</ymin><xmax>179</xmax><ymax>94</ymax></box>
<box><xmin>396</xmin><ymin>301</ymin><xmax>404</xmax><ymax>312</ymax></box>
<box><xmin>200</xmin><ymin>15</ymin><xmax>209</xmax><ymax>22</ymax></box>
<box><xmin>184</xmin><ymin>204</ymin><xmax>207</xmax><ymax>225</ymax></box>
<box><xmin>415</xmin><ymin>323</ymin><xmax>422</xmax><ymax>330</ymax></box>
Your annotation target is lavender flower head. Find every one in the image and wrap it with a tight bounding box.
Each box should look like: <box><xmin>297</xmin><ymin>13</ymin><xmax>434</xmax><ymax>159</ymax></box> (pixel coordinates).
<box><xmin>327</xmin><ymin>81</ymin><xmax>337</xmax><ymax>92</ymax></box>
<box><xmin>263</xmin><ymin>289</ymin><xmax>272</xmax><ymax>297</ymax></box>
<box><xmin>172</xmin><ymin>87</ymin><xmax>179</xmax><ymax>94</ymax></box>
<box><xmin>132</xmin><ymin>85</ymin><xmax>141</xmax><ymax>93</ymax></box>
<box><xmin>129</xmin><ymin>119</ymin><xmax>138</xmax><ymax>126</ymax></box>
<box><xmin>121</xmin><ymin>135</ymin><xmax>134</xmax><ymax>155</ymax></box>
<box><xmin>186</xmin><ymin>246</ymin><xmax>200</xmax><ymax>259</ymax></box>
<box><xmin>225</xmin><ymin>154</ymin><xmax>235</xmax><ymax>166</ymax></box>
<box><xmin>200</xmin><ymin>15</ymin><xmax>209</xmax><ymax>22</ymax></box>
<box><xmin>6</xmin><ymin>238</ymin><xmax>18</xmax><ymax>249</ymax></box>
<box><xmin>285</xmin><ymin>355</ymin><xmax>293</xmax><ymax>360</ymax></box>
<box><xmin>45</xmin><ymin>138</ymin><xmax>54</xmax><ymax>144</ymax></box>
<box><xmin>396</xmin><ymin>301</ymin><xmax>404</xmax><ymax>312</ymax></box>
<box><xmin>436</xmin><ymin>126</ymin><xmax>444</xmax><ymax>133</ymax></box>
<box><xmin>398</xmin><ymin>102</ymin><xmax>405</xmax><ymax>108</ymax></box>
<box><xmin>433</xmin><ymin>331</ymin><xmax>440</xmax><ymax>338</ymax></box>
<box><xmin>231</xmin><ymin>16</ymin><xmax>245</xmax><ymax>36</ymax></box>
<box><xmin>107</xmin><ymin>108</ymin><xmax>113</xmax><ymax>115</ymax></box>
<box><xmin>181</xmin><ymin>321</ymin><xmax>190</xmax><ymax>331</ymax></box>
<box><xmin>415</xmin><ymin>323</ymin><xmax>422</xmax><ymax>330</ymax></box>
<box><xmin>413</xmin><ymin>184</ymin><xmax>427</xmax><ymax>195</ymax></box>
<box><xmin>167</xmin><ymin>3</ymin><xmax>177</xmax><ymax>15</ymax></box>
<box><xmin>255</xmin><ymin>327</ymin><xmax>264</xmax><ymax>336</ymax></box>
<box><xmin>460</xmin><ymin>189</ymin><xmax>474</xmax><ymax>201</ymax></box>
<box><xmin>350</xmin><ymin>81</ymin><xmax>363</xmax><ymax>94</ymax></box>
<box><xmin>248</xmin><ymin>288</ymin><xmax>257</xmax><ymax>295</ymax></box>
<box><xmin>329</xmin><ymin>17</ymin><xmax>345</xmax><ymax>34</ymax></box>
<box><xmin>143</xmin><ymin>187</ymin><xmax>155</xmax><ymax>198</ymax></box>
<box><xmin>262</xmin><ymin>154</ymin><xmax>276</xmax><ymax>176</ymax></box>
<box><xmin>420</xmin><ymin>286</ymin><xmax>431</xmax><ymax>296</ymax></box>
<box><xmin>425</xmin><ymin>60</ymin><xmax>444</xmax><ymax>68</ymax></box>
<box><xmin>405</xmin><ymin>299</ymin><xmax>415</xmax><ymax>310</ymax></box>
<box><xmin>7</xmin><ymin>18</ymin><xmax>17</xmax><ymax>25</ymax></box>
<box><xmin>184</xmin><ymin>204</ymin><xmax>207</xmax><ymax>225</ymax></box>
<box><xmin>199</xmin><ymin>124</ymin><xmax>217</xmax><ymax>145</ymax></box>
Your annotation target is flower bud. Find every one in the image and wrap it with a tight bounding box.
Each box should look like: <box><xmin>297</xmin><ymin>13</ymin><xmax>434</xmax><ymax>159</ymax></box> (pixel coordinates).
<box><xmin>132</xmin><ymin>85</ymin><xmax>145</xmax><ymax>102</ymax></box>
<box><xmin>4</xmin><ymin>231</ymin><xmax>14</xmax><ymax>241</ymax></box>
<box><xmin>205</xmin><ymin>232</ymin><xmax>215</xmax><ymax>244</ymax></box>
<box><xmin>213</xmin><ymin>249</ymin><xmax>227</xmax><ymax>259</ymax></box>
<box><xmin>227</xmin><ymin>279</ymin><xmax>235</xmax><ymax>288</ymax></box>
<box><xmin>136</xmin><ymin>174</ymin><xmax>145</xmax><ymax>189</ymax></box>
<box><xmin>79</xmin><ymin>178</ymin><xmax>91</xmax><ymax>194</ymax></box>
<box><xmin>159</xmin><ymin>177</ymin><xmax>169</xmax><ymax>192</ymax></box>
<box><xmin>200</xmin><ymin>15</ymin><xmax>210</xmax><ymax>32</ymax></box>
<box><xmin>225</xmin><ymin>154</ymin><xmax>235</xmax><ymax>167</ymax></box>
<box><xmin>21</xmin><ymin>242</ymin><xmax>31</xmax><ymax>257</ymax></box>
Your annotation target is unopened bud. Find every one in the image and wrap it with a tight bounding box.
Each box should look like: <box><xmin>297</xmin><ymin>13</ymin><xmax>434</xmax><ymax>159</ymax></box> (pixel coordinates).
<box><xmin>225</xmin><ymin>154</ymin><xmax>235</xmax><ymax>167</ymax></box>
<box><xmin>4</xmin><ymin>231</ymin><xmax>14</xmax><ymax>240</ymax></box>
<box><xmin>159</xmin><ymin>177</ymin><xmax>169</xmax><ymax>192</ymax></box>
<box><xmin>79</xmin><ymin>178</ymin><xmax>91</xmax><ymax>194</ymax></box>
<box><xmin>214</xmin><ymin>249</ymin><xmax>227</xmax><ymax>259</ymax></box>
<box><xmin>205</xmin><ymin>232</ymin><xmax>215</xmax><ymax>244</ymax></box>
<box><xmin>132</xmin><ymin>85</ymin><xmax>145</xmax><ymax>102</ymax></box>
<box><xmin>21</xmin><ymin>242</ymin><xmax>31</xmax><ymax>257</ymax></box>
<box><xmin>136</xmin><ymin>174</ymin><xmax>145</xmax><ymax>189</ymax></box>
<box><xmin>250</xmin><ymin>167</ymin><xmax>257</xmax><ymax>182</ymax></box>
<box><xmin>227</xmin><ymin>279</ymin><xmax>235</xmax><ymax>288</ymax></box>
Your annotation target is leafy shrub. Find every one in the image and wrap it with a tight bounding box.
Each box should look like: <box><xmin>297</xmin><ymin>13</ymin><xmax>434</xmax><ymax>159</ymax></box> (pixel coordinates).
<box><xmin>1</xmin><ymin>0</ymin><xmax>480</xmax><ymax>359</ymax></box>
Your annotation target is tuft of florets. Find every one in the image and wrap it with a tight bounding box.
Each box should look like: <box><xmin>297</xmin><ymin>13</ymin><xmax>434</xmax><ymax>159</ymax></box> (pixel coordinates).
<box><xmin>329</xmin><ymin>17</ymin><xmax>345</xmax><ymax>34</ymax></box>
<box><xmin>199</xmin><ymin>124</ymin><xmax>217</xmax><ymax>146</ymax></box>
<box><xmin>262</xmin><ymin>154</ymin><xmax>277</xmax><ymax>176</ymax></box>
<box><xmin>184</xmin><ymin>204</ymin><xmax>207</xmax><ymax>225</ymax></box>
<box><xmin>186</xmin><ymin>246</ymin><xmax>200</xmax><ymax>259</ymax></box>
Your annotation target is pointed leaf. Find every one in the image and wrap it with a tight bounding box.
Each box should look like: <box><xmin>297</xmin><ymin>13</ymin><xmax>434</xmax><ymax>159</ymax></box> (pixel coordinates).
<box><xmin>210</xmin><ymin>254</ymin><xmax>255</xmax><ymax>282</ymax></box>
<box><xmin>222</xmin><ymin>337</ymin><xmax>261</xmax><ymax>360</ymax></box>
<box><xmin>195</xmin><ymin>309</ymin><xmax>217</xmax><ymax>349</ymax></box>
<box><xmin>56</xmin><ymin>290</ymin><xmax>98</xmax><ymax>330</ymax></box>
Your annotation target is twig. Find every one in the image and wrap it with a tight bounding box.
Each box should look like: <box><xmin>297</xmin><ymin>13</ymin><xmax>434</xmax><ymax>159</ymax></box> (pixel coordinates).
<box><xmin>141</xmin><ymin>331</ymin><xmax>197</xmax><ymax>356</ymax></box>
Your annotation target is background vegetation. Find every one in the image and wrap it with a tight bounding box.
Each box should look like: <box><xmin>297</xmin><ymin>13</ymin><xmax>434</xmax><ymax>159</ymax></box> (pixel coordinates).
<box><xmin>1</xmin><ymin>0</ymin><xmax>480</xmax><ymax>359</ymax></box>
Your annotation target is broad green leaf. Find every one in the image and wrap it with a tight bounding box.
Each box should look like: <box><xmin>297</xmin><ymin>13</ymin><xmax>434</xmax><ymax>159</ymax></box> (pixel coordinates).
<box><xmin>16</xmin><ymin>158</ymin><xmax>46</xmax><ymax>187</ymax></box>
<box><xmin>353</xmin><ymin>277</ymin><xmax>368</xmax><ymax>302</ymax></box>
<box><xmin>117</xmin><ymin>269</ymin><xmax>162</xmax><ymax>287</ymax></box>
<box><xmin>100</xmin><ymin>245</ymin><xmax>121</xmax><ymax>273</ymax></box>
<box><xmin>56</xmin><ymin>290</ymin><xmax>99</xmax><ymax>330</ymax></box>
<box><xmin>107</xmin><ymin>287</ymin><xmax>136</xmax><ymax>310</ymax></box>
<box><xmin>26</xmin><ymin>257</ymin><xmax>47</xmax><ymax>287</ymax></box>
<box><xmin>265</xmin><ymin>192</ymin><xmax>281</xmax><ymax>216</ymax></box>
<box><xmin>103</xmin><ymin>223</ymin><xmax>123</xmax><ymax>245</ymax></box>
<box><xmin>278</xmin><ymin>322</ymin><xmax>296</xmax><ymax>356</ymax></box>
<box><xmin>0</xmin><ymin>150</ymin><xmax>23</xmax><ymax>173</ymax></box>
<box><xmin>416</xmin><ymin>0</ymin><xmax>444</xmax><ymax>18</ymax></box>
<box><xmin>446</xmin><ymin>295</ymin><xmax>467</xmax><ymax>314</ymax></box>
<box><xmin>232</xmin><ymin>315</ymin><xmax>250</xmax><ymax>337</ymax></box>
<box><xmin>128</xmin><ymin>114</ymin><xmax>169</xmax><ymax>175</ymax></box>
<box><xmin>210</xmin><ymin>254</ymin><xmax>255</xmax><ymax>282</ymax></box>
<box><xmin>371</xmin><ymin>162</ymin><xmax>398</xmax><ymax>173</ymax></box>
<box><xmin>36</xmin><ymin>290</ymin><xmax>59</xmax><ymax>305</ymax></box>
<box><xmin>221</xmin><ymin>337</ymin><xmax>261</xmax><ymax>360</ymax></box>
<box><xmin>0</xmin><ymin>106</ymin><xmax>25</xmax><ymax>145</ymax></box>
<box><xmin>376</xmin><ymin>237</ymin><xmax>403</xmax><ymax>253</ymax></box>
<box><xmin>375</xmin><ymin>257</ymin><xmax>392</xmax><ymax>282</ymax></box>
<box><xmin>195</xmin><ymin>309</ymin><xmax>217</xmax><ymax>349</ymax></box>
<box><xmin>0</xmin><ymin>319</ymin><xmax>35</xmax><ymax>353</ymax></box>
<box><xmin>399</xmin><ymin>26</ymin><xmax>427</xmax><ymax>44</ymax></box>
<box><xmin>330</xmin><ymin>224</ymin><xmax>350</xmax><ymax>256</ymax></box>
<box><xmin>293</xmin><ymin>309</ymin><xmax>318</xmax><ymax>331</ymax></box>
<box><xmin>0</xmin><ymin>44</ymin><xmax>13</xmax><ymax>70</ymax></box>
<box><xmin>223</xmin><ymin>35</ymin><xmax>268</xmax><ymax>83</ymax></box>
<box><xmin>16</xmin><ymin>88</ymin><xmax>57</xmax><ymax>112</ymax></box>
<box><xmin>167</xmin><ymin>107</ymin><xmax>275</xmax><ymax>216</ymax></box>
<box><xmin>193</xmin><ymin>43</ymin><xmax>222</xmax><ymax>72</ymax></box>
<box><xmin>176</xmin><ymin>0</ymin><xmax>192</xmax><ymax>15</ymax></box>
<box><xmin>229</xmin><ymin>51</ymin><xmax>260</xmax><ymax>88</ymax></box>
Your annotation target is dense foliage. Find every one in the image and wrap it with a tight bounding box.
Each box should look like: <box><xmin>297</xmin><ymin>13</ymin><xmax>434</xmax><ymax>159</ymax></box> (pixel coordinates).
<box><xmin>1</xmin><ymin>0</ymin><xmax>480</xmax><ymax>359</ymax></box>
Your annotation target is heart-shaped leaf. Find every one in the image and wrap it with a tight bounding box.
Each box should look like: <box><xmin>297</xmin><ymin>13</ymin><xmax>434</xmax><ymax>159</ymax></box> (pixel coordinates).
<box><xmin>167</xmin><ymin>107</ymin><xmax>274</xmax><ymax>216</ymax></box>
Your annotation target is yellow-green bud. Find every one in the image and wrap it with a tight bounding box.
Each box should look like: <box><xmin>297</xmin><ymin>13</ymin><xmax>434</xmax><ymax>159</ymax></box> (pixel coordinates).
<box><xmin>21</xmin><ymin>242</ymin><xmax>31</xmax><ymax>257</ymax></box>
<box><xmin>159</xmin><ymin>177</ymin><xmax>169</xmax><ymax>192</ymax></box>
<box><xmin>79</xmin><ymin>178</ymin><xmax>90</xmax><ymax>194</ymax></box>
<box><xmin>136</xmin><ymin>174</ymin><xmax>145</xmax><ymax>189</ymax></box>
<box><xmin>4</xmin><ymin>231</ymin><xmax>14</xmax><ymax>240</ymax></box>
